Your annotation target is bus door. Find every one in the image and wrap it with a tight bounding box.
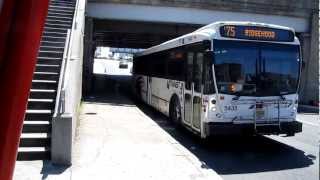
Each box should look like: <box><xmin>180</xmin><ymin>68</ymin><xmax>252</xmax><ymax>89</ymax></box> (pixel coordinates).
<box><xmin>184</xmin><ymin>53</ymin><xmax>193</xmax><ymax>126</ymax></box>
<box><xmin>184</xmin><ymin>52</ymin><xmax>203</xmax><ymax>131</ymax></box>
<box><xmin>192</xmin><ymin>53</ymin><xmax>204</xmax><ymax>130</ymax></box>
<box><xmin>147</xmin><ymin>77</ymin><xmax>152</xmax><ymax>104</ymax></box>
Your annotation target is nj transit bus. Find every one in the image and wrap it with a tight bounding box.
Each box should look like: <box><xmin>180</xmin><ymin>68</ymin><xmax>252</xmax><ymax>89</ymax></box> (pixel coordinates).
<box><xmin>132</xmin><ymin>21</ymin><xmax>302</xmax><ymax>138</ymax></box>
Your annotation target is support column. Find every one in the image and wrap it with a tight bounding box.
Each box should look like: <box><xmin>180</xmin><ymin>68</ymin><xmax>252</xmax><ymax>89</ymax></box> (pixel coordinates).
<box><xmin>304</xmin><ymin>11</ymin><xmax>319</xmax><ymax>105</ymax></box>
<box><xmin>298</xmin><ymin>33</ymin><xmax>311</xmax><ymax>103</ymax></box>
<box><xmin>83</xmin><ymin>17</ymin><xmax>95</xmax><ymax>98</ymax></box>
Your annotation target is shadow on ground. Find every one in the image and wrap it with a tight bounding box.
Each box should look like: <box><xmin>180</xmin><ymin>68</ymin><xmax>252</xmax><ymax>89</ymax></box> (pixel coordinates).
<box><xmin>40</xmin><ymin>161</ymin><xmax>69</xmax><ymax>180</ymax></box>
<box><xmin>134</xmin><ymin>100</ymin><xmax>315</xmax><ymax>175</ymax></box>
<box><xmin>84</xmin><ymin>75</ymin><xmax>134</xmax><ymax>106</ymax></box>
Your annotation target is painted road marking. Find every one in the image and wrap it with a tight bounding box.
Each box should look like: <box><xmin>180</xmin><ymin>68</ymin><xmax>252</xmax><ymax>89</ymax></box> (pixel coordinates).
<box><xmin>297</xmin><ymin>119</ymin><xmax>319</xmax><ymax>127</ymax></box>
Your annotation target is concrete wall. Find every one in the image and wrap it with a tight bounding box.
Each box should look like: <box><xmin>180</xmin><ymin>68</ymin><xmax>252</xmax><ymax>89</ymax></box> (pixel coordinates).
<box><xmin>300</xmin><ymin>11</ymin><xmax>319</xmax><ymax>104</ymax></box>
<box><xmin>87</xmin><ymin>3</ymin><xmax>309</xmax><ymax>32</ymax></box>
<box><xmin>88</xmin><ymin>0</ymin><xmax>314</xmax><ymax>18</ymax></box>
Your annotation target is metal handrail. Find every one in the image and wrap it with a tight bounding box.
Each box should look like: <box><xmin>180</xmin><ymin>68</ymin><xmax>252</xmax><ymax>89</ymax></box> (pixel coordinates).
<box><xmin>53</xmin><ymin>29</ymin><xmax>71</xmax><ymax>117</ymax></box>
<box><xmin>61</xmin><ymin>0</ymin><xmax>81</xmax><ymax>91</ymax></box>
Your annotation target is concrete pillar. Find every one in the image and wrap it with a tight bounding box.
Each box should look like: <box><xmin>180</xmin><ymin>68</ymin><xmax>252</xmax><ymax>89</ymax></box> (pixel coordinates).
<box><xmin>298</xmin><ymin>33</ymin><xmax>311</xmax><ymax>102</ymax></box>
<box><xmin>83</xmin><ymin>17</ymin><xmax>95</xmax><ymax>98</ymax></box>
<box><xmin>304</xmin><ymin>12</ymin><xmax>319</xmax><ymax>105</ymax></box>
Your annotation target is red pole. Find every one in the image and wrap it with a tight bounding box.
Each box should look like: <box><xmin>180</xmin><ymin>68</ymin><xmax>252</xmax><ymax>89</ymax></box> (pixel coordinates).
<box><xmin>0</xmin><ymin>0</ymin><xmax>49</xmax><ymax>179</ymax></box>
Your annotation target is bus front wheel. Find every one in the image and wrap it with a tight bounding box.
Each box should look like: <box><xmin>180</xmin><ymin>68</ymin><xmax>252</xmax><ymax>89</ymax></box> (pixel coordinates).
<box><xmin>170</xmin><ymin>96</ymin><xmax>181</xmax><ymax>126</ymax></box>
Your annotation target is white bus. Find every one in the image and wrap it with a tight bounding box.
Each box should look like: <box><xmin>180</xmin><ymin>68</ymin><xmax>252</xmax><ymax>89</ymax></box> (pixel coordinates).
<box><xmin>133</xmin><ymin>21</ymin><xmax>302</xmax><ymax>138</ymax></box>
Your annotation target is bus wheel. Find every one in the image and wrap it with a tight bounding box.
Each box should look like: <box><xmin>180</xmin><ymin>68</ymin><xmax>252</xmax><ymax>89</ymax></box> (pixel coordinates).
<box><xmin>170</xmin><ymin>97</ymin><xmax>181</xmax><ymax>126</ymax></box>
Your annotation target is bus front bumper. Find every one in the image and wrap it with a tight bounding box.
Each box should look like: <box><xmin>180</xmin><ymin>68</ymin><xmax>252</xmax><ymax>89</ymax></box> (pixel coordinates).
<box><xmin>205</xmin><ymin>121</ymin><xmax>302</xmax><ymax>136</ymax></box>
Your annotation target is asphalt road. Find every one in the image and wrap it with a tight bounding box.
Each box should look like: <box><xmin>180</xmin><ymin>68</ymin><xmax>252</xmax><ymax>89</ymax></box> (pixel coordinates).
<box><xmin>135</xmin><ymin>101</ymin><xmax>319</xmax><ymax>180</ymax></box>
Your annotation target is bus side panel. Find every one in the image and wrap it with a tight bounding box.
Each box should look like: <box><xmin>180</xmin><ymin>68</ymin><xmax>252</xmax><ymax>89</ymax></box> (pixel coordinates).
<box><xmin>151</xmin><ymin>77</ymin><xmax>184</xmax><ymax>117</ymax></box>
<box><xmin>150</xmin><ymin>77</ymin><xmax>168</xmax><ymax>116</ymax></box>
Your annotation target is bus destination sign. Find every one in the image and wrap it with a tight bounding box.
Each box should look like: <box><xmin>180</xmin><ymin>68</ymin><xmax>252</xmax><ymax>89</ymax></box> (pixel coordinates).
<box><xmin>220</xmin><ymin>25</ymin><xmax>294</xmax><ymax>42</ymax></box>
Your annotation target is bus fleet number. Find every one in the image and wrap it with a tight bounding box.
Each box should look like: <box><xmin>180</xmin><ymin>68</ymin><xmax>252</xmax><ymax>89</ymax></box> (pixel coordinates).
<box><xmin>224</xmin><ymin>105</ymin><xmax>237</xmax><ymax>111</ymax></box>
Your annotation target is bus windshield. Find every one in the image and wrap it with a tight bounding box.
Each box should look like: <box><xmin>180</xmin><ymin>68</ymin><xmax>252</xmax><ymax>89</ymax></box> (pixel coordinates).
<box><xmin>213</xmin><ymin>40</ymin><xmax>300</xmax><ymax>96</ymax></box>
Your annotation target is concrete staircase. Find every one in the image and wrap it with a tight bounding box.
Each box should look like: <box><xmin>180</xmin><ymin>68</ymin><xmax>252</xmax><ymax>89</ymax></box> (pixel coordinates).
<box><xmin>18</xmin><ymin>0</ymin><xmax>76</xmax><ymax>160</ymax></box>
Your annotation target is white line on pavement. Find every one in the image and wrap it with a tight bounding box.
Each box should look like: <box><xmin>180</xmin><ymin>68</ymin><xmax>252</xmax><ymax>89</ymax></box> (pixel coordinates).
<box><xmin>297</xmin><ymin>119</ymin><xmax>320</xmax><ymax>127</ymax></box>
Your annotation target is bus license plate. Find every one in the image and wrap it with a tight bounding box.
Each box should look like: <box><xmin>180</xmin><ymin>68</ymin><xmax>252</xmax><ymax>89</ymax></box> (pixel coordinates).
<box><xmin>256</xmin><ymin>109</ymin><xmax>265</xmax><ymax>119</ymax></box>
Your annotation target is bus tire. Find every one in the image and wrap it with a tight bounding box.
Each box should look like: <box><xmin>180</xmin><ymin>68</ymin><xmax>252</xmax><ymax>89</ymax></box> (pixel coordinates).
<box><xmin>170</xmin><ymin>96</ymin><xmax>181</xmax><ymax>126</ymax></box>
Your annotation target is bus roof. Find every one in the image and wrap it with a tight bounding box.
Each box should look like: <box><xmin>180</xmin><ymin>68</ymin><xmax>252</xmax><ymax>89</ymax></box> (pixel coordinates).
<box><xmin>137</xmin><ymin>21</ymin><xmax>299</xmax><ymax>57</ymax></box>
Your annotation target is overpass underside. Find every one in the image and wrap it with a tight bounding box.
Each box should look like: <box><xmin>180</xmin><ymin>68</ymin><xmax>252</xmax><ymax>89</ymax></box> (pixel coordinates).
<box><xmin>83</xmin><ymin>19</ymin><xmax>202</xmax><ymax>97</ymax></box>
<box><xmin>92</xmin><ymin>20</ymin><xmax>201</xmax><ymax>48</ymax></box>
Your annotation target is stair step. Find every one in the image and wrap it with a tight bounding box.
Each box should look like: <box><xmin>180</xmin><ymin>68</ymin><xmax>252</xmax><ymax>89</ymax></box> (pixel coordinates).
<box><xmin>44</xmin><ymin>26</ymin><xmax>68</xmax><ymax>33</ymax></box>
<box><xmin>31</xmin><ymin>80</ymin><xmax>58</xmax><ymax>90</ymax></box>
<box><xmin>22</xmin><ymin>121</ymin><xmax>51</xmax><ymax>133</ymax></box>
<box><xmin>47</xmin><ymin>12</ymin><xmax>74</xmax><ymax>18</ymax></box>
<box><xmin>38</xmin><ymin>51</ymin><xmax>64</xmax><ymax>57</ymax></box>
<box><xmin>45</xmin><ymin>22</ymin><xmax>72</xmax><ymax>28</ymax></box>
<box><xmin>21</xmin><ymin>132</ymin><xmax>49</xmax><ymax>138</ymax></box>
<box><xmin>43</xmin><ymin>31</ymin><xmax>67</xmax><ymax>38</ymax></box>
<box><xmin>42</xmin><ymin>36</ymin><xmax>66</xmax><ymax>43</ymax></box>
<box><xmin>40</xmin><ymin>45</ymin><xmax>65</xmax><ymax>52</ymax></box>
<box><xmin>33</xmin><ymin>72</ymin><xmax>59</xmax><ymax>80</ymax></box>
<box><xmin>41</xmin><ymin>40</ymin><xmax>65</xmax><ymax>47</ymax></box>
<box><xmin>47</xmin><ymin>15</ymin><xmax>73</xmax><ymax>20</ymax></box>
<box><xmin>25</xmin><ymin>110</ymin><xmax>53</xmax><ymax>121</ymax></box>
<box><xmin>17</xmin><ymin>147</ymin><xmax>50</xmax><ymax>160</ymax></box>
<box><xmin>46</xmin><ymin>19</ymin><xmax>72</xmax><ymax>26</ymax></box>
<box><xmin>50</xmin><ymin>2</ymin><xmax>75</xmax><ymax>8</ymax></box>
<box><xmin>27</xmin><ymin>98</ymin><xmax>55</xmax><ymax>110</ymax></box>
<box><xmin>49</xmin><ymin>5</ymin><xmax>75</xmax><ymax>10</ymax></box>
<box><xmin>35</xmin><ymin>64</ymin><xmax>60</xmax><ymax>72</ymax></box>
<box><xmin>29</xmin><ymin>89</ymin><xmax>57</xmax><ymax>99</ymax></box>
<box><xmin>51</xmin><ymin>0</ymin><xmax>76</xmax><ymax>4</ymax></box>
<box><xmin>48</xmin><ymin>8</ymin><xmax>74</xmax><ymax>14</ymax></box>
<box><xmin>37</xmin><ymin>58</ymin><xmax>62</xmax><ymax>66</ymax></box>
<box><xmin>48</xmin><ymin>9</ymin><xmax>73</xmax><ymax>16</ymax></box>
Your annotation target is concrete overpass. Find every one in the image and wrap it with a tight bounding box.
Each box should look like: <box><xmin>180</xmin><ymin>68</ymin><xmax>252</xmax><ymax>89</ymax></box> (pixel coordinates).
<box><xmin>84</xmin><ymin>0</ymin><xmax>319</xmax><ymax>105</ymax></box>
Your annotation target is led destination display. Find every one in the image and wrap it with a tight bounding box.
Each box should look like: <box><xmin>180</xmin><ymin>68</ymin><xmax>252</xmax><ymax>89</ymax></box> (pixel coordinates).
<box><xmin>220</xmin><ymin>25</ymin><xmax>295</xmax><ymax>42</ymax></box>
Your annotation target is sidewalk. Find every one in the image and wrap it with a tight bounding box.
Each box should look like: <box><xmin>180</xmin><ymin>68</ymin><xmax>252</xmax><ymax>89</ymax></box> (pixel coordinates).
<box><xmin>71</xmin><ymin>96</ymin><xmax>222</xmax><ymax>180</ymax></box>
<box><xmin>14</xmin><ymin>94</ymin><xmax>222</xmax><ymax>180</ymax></box>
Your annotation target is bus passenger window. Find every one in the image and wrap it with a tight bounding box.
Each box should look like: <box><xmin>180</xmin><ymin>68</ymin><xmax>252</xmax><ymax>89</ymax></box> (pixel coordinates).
<box><xmin>168</xmin><ymin>51</ymin><xmax>184</xmax><ymax>80</ymax></box>
<box><xmin>193</xmin><ymin>53</ymin><xmax>203</xmax><ymax>93</ymax></box>
<box><xmin>185</xmin><ymin>52</ymin><xmax>194</xmax><ymax>90</ymax></box>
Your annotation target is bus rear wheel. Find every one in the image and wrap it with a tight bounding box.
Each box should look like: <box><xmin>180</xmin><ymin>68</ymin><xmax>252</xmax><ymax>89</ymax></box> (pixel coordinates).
<box><xmin>170</xmin><ymin>97</ymin><xmax>181</xmax><ymax>126</ymax></box>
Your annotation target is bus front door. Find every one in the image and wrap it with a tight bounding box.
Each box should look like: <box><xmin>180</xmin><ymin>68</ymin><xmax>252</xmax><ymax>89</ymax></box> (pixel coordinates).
<box><xmin>184</xmin><ymin>52</ymin><xmax>203</xmax><ymax>132</ymax></box>
<box><xmin>192</xmin><ymin>53</ymin><xmax>204</xmax><ymax>131</ymax></box>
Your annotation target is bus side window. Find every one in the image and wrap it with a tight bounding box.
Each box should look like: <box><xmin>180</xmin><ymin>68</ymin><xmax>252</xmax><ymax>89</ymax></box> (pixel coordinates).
<box><xmin>168</xmin><ymin>50</ymin><xmax>184</xmax><ymax>81</ymax></box>
<box><xmin>194</xmin><ymin>53</ymin><xmax>203</xmax><ymax>93</ymax></box>
<box><xmin>186</xmin><ymin>52</ymin><xmax>194</xmax><ymax>90</ymax></box>
<box><xmin>203</xmin><ymin>53</ymin><xmax>215</xmax><ymax>94</ymax></box>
